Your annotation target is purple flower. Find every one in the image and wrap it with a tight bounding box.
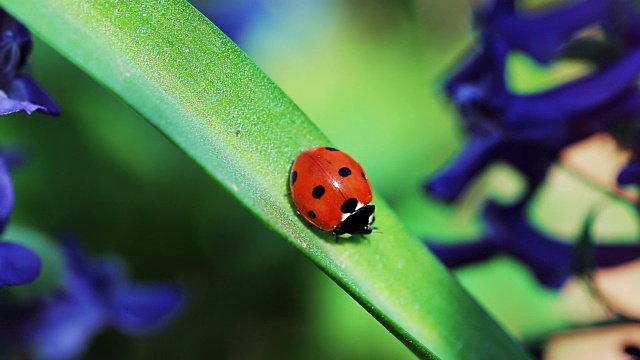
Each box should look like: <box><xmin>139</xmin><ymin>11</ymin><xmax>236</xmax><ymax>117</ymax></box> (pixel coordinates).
<box><xmin>0</xmin><ymin>9</ymin><xmax>59</xmax><ymax>116</ymax></box>
<box><xmin>425</xmin><ymin>201</ymin><xmax>640</xmax><ymax>289</ymax></box>
<box><xmin>0</xmin><ymin>156</ymin><xmax>14</xmax><ymax>233</ymax></box>
<box><xmin>618</xmin><ymin>159</ymin><xmax>640</xmax><ymax>185</ymax></box>
<box><xmin>0</xmin><ymin>241</ymin><xmax>41</xmax><ymax>287</ymax></box>
<box><xmin>475</xmin><ymin>0</ymin><xmax>613</xmax><ymax>64</ymax></box>
<box><xmin>0</xmin><ymin>240</ymin><xmax>184</xmax><ymax>359</ymax></box>
<box><xmin>424</xmin><ymin>0</ymin><xmax>640</xmax><ymax>290</ymax></box>
<box><xmin>426</xmin><ymin>0</ymin><xmax>640</xmax><ymax>203</ymax></box>
<box><xmin>0</xmin><ymin>157</ymin><xmax>41</xmax><ymax>287</ymax></box>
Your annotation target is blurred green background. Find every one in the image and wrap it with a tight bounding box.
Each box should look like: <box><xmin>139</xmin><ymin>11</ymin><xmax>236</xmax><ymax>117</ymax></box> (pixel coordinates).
<box><xmin>4</xmin><ymin>0</ymin><xmax>637</xmax><ymax>358</ymax></box>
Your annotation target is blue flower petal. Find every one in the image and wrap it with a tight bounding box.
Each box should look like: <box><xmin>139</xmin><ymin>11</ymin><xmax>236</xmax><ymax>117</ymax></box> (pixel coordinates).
<box><xmin>0</xmin><ymin>8</ymin><xmax>32</xmax><ymax>82</ymax></box>
<box><xmin>445</xmin><ymin>46</ymin><xmax>504</xmax><ymax>101</ymax></box>
<box><xmin>446</xmin><ymin>39</ymin><xmax>509</xmax><ymax>109</ymax></box>
<box><xmin>617</xmin><ymin>160</ymin><xmax>640</xmax><ymax>185</ymax></box>
<box><xmin>0</xmin><ymin>257</ymin><xmax>108</xmax><ymax>360</ymax></box>
<box><xmin>508</xmin><ymin>48</ymin><xmax>640</xmax><ymax>126</ymax></box>
<box><xmin>110</xmin><ymin>281</ymin><xmax>184</xmax><ymax>333</ymax></box>
<box><xmin>426</xmin><ymin>238</ymin><xmax>496</xmax><ymax>268</ymax></box>
<box><xmin>593</xmin><ymin>244</ymin><xmax>640</xmax><ymax>267</ymax></box>
<box><xmin>0</xmin><ymin>238</ymin><xmax>184</xmax><ymax>358</ymax></box>
<box><xmin>0</xmin><ymin>145</ymin><xmax>29</xmax><ymax>170</ymax></box>
<box><xmin>426</xmin><ymin>134</ymin><xmax>502</xmax><ymax>202</ymax></box>
<box><xmin>0</xmin><ymin>94</ymin><xmax>44</xmax><ymax>115</ymax></box>
<box><xmin>431</xmin><ymin>29</ymin><xmax>640</xmax><ymax>203</ymax></box>
<box><xmin>0</xmin><ymin>241</ymin><xmax>41</xmax><ymax>286</ymax></box>
<box><xmin>0</xmin><ymin>158</ymin><xmax>13</xmax><ymax>232</ymax></box>
<box><xmin>426</xmin><ymin>0</ymin><xmax>640</xmax><ymax>292</ymax></box>
<box><xmin>577</xmin><ymin>91</ymin><xmax>640</xmax><ymax>137</ymax></box>
<box><xmin>28</xmin><ymin>274</ymin><xmax>108</xmax><ymax>360</ymax></box>
<box><xmin>605</xmin><ymin>5</ymin><xmax>640</xmax><ymax>49</ymax></box>
<box><xmin>0</xmin><ymin>10</ymin><xmax>60</xmax><ymax>117</ymax></box>
<box><xmin>478</xmin><ymin>0</ymin><xmax>613</xmax><ymax>63</ymax></box>
<box><xmin>3</xmin><ymin>75</ymin><xmax>60</xmax><ymax>115</ymax></box>
<box><xmin>427</xmin><ymin>201</ymin><xmax>640</xmax><ymax>289</ymax></box>
<box><xmin>482</xmin><ymin>202</ymin><xmax>574</xmax><ymax>288</ymax></box>
<box><xmin>60</xmin><ymin>239</ymin><xmax>184</xmax><ymax>333</ymax></box>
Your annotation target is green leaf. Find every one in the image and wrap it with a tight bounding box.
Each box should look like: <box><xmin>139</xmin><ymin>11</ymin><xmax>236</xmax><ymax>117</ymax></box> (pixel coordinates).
<box><xmin>1</xmin><ymin>1</ymin><xmax>530</xmax><ymax>358</ymax></box>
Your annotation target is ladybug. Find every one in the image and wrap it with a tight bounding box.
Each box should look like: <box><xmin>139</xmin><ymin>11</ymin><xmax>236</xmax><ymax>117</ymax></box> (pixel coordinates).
<box><xmin>289</xmin><ymin>147</ymin><xmax>375</xmax><ymax>237</ymax></box>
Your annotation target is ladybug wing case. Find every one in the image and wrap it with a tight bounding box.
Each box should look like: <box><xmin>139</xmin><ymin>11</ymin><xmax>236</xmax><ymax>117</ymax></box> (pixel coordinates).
<box><xmin>290</xmin><ymin>147</ymin><xmax>372</xmax><ymax>232</ymax></box>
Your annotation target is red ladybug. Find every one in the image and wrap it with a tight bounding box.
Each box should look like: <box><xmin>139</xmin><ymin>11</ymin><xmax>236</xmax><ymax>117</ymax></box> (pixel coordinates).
<box><xmin>290</xmin><ymin>147</ymin><xmax>375</xmax><ymax>237</ymax></box>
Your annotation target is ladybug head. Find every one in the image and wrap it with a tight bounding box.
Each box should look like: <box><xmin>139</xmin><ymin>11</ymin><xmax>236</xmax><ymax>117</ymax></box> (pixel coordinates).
<box><xmin>333</xmin><ymin>205</ymin><xmax>375</xmax><ymax>237</ymax></box>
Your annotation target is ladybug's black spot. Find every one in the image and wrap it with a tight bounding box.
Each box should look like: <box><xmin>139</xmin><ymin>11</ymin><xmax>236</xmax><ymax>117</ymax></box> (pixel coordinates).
<box><xmin>338</xmin><ymin>167</ymin><xmax>352</xmax><ymax>177</ymax></box>
<box><xmin>290</xmin><ymin>171</ymin><xmax>298</xmax><ymax>185</ymax></box>
<box><xmin>307</xmin><ymin>210</ymin><xmax>317</xmax><ymax>219</ymax></box>
<box><xmin>361</xmin><ymin>171</ymin><xmax>367</xmax><ymax>180</ymax></box>
<box><xmin>325</xmin><ymin>147</ymin><xmax>339</xmax><ymax>151</ymax></box>
<box><xmin>341</xmin><ymin>198</ymin><xmax>358</xmax><ymax>214</ymax></box>
<box><xmin>312</xmin><ymin>185</ymin><xmax>325</xmax><ymax>199</ymax></box>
